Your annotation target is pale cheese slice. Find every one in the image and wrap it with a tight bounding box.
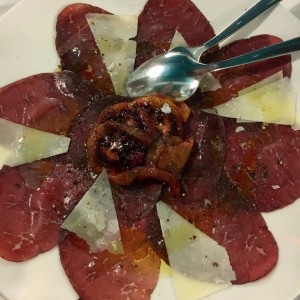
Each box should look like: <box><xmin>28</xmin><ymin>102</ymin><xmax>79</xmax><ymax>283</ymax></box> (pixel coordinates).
<box><xmin>156</xmin><ymin>201</ymin><xmax>235</xmax><ymax>300</ymax></box>
<box><xmin>204</xmin><ymin>75</ymin><xmax>297</xmax><ymax>125</ymax></box>
<box><xmin>61</xmin><ymin>169</ymin><xmax>123</xmax><ymax>254</ymax></box>
<box><xmin>152</xmin><ymin>259</ymin><xmax>231</xmax><ymax>300</ymax></box>
<box><xmin>151</xmin><ymin>259</ymin><xmax>177</xmax><ymax>300</ymax></box>
<box><xmin>86</xmin><ymin>14</ymin><xmax>138</xmax><ymax>96</ymax></box>
<box><xmin>238</xmin><ymin>72</ymin><xmax>283</xmax><ymax>95</ymax></box>
<box><xmin>0</xmin><ymin>118</ymin><xmax>70</xmax><ymax>169</ymax></box>
<box><xmin>169</xmin><ymin>30</ymin><xmax>189</xmax><ymax>49</ymax></box>
<box><xmin>0</xmin><ymin>144</ymin><xmax>11</xmax><ymax>169</ymax></box>
<box><xmin>169</xmin><ymin>30</ymin><xmax>221</xmax><ymax>93</ymax></box>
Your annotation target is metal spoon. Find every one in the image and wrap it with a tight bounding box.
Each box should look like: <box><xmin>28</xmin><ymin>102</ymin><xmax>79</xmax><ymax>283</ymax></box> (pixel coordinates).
<box><xmin>127</xmin><ymin>0</ymin><xmax>283</xmax><ymax>101</ymax></box>
<box><xmin>127</xmin><ymin>38</ymin><xmax>300</xmax><ymax>101</ymax></box>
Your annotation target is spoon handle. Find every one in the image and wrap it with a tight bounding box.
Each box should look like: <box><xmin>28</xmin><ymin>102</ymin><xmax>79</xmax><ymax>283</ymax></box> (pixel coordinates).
<box><xmin>191</xmin><ymin>0</ymin><xmax>282</xmax><ymax>60</ymax></box>
<box><xmin>208</xmin><ymin>37</ymin><xmax>300</xmax><ymax>72</ymax></box>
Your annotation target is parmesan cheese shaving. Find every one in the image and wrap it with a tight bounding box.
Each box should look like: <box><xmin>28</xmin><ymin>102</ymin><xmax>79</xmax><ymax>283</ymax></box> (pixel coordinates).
<box><xmin>169</xmin><ymin>30</ymin><xmax>189</xmax><ymax>49</ymax></box>
<box><xmin>86</xmin><ymin>14</ymin><xmax>138</xmax><ymax>96</ymax></box>
<box><xmin>169</xmin><ymin>30</ymin><xmax>221</xmax><ymax>93</ymax></box>
<box><xmin>204</xmin><ymin>75</ymin><xmax>297</xmax><ymax>125</ymax></box>
<box><xmin>62</xmin><ymin>169</ymin><xmax>123</xmax><ymax>254</ymax></box>
<box><xmin>0</xmin><ymin>118</ymin><xmax>70</xmax><ymax>169</ymax></box>
<box><xmin>156</xmin><ymin>201</ymin><xmax>235</xmax><ymax>300</ymax></box>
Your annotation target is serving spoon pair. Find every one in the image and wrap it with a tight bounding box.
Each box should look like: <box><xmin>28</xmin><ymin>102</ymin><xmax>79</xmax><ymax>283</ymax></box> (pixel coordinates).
<box><xmin>127</xmin><ymin>0</ymin><xmax>300</xmax><ymax>101</ymax></box>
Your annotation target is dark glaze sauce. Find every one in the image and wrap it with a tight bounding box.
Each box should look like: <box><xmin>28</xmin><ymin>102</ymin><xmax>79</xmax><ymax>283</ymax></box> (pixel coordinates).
<box><xmin>87</xmin><ymin>96</ymin><xmax>193</xmax><ymax>195</ymax></box>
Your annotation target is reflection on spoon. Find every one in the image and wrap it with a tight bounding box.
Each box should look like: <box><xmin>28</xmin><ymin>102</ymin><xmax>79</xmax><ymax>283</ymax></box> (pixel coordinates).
<box><xmin>127</xmin><ymin>37</ymin><xmax>300</xmax><ymax>101</ymax></box>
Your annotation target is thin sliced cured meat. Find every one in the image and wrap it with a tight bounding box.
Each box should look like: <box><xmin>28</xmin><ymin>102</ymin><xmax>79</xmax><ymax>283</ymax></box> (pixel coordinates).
<box><xmin>112</xmin><ymin>183</ymin><xmax>162</xmax><ymax>227</ymax></box>
<box><xmin>135</xmin><ymin>0</ymin><xmax>215</xmax><ymax>67</ymax></box>
<box><xmin>0</xmin><ymin>161</ymin><xmax>92</xmax><ymax>262</ymax></box>
<box><xmin>59</xmin><ymin>229</ymin><xmax>161</xmax><ymax>300</ymax></box>
<box><xmin>0</xmin><ymin>71</ymin><xmax>101</xmax><ymax>261</ymax></box>
<box><xmin>112</xmin><ymin>182</ymin><xmax>167</xmax><ymax>260</ymax></box>
<box><xmin>194</xmin><ymin>34</ymin><xmax>292</xmax><ymax>108</ymax></box>
<box><xmin>180</xmin><ymin>106</ymin><xmax>226</xmax><ymax>200</ymax></box>
<box><xmin>0</xmin><ymin>0</ymin><xmax>287</xmax><ymax>293</ymax></box>
<box><xmin>56</xmin><ymin>4</ymin><xmax>114</xmax><ymax>94</ymax></box>
<box><xmin>166</xmin><ymin>172</ymin><xmax>278</xmax><ymax>284</ymax></box>
<box><xmin>0</xmin><ymin>71</ymin><xmax>100</xmax><ymax>134</ymax></box>
<box><xmin>224</xmin><ymin>119</ymin><xmax>300</xmax><ymax>212</ymax></box>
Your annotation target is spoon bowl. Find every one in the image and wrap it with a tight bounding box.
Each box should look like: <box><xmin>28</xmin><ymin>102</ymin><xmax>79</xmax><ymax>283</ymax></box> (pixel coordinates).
<box><xmin>127</xmin><ymin>37</ymin><xmax>300</xmax><ymax>101</ymax></box>
<box><xmin>127</xmin><ymin>52</ymin><xmax>204</xmax><ymax>101</ymax></box>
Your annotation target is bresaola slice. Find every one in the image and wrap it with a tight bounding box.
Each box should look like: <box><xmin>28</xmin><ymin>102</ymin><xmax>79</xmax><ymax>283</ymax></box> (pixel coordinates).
<box><xmin>0</xmin><ymin>71</ymin><xmax>98</xmax><ymax>134</ymax></box>
<box><xmin>60</xmin><ymin>229</ymin><xmax>161</xmax><ymax>300</ymax></box>
<box><xmin>135</xmin><ymin>0</ymin><xmax>215</xmax><ymax>67</ymax></box>
<box><xmin>181</xmin><ymin>106</ymin><xmax>226</xmax><ymax>200</ymax></box>
<box><xmin>194</xmin><ymin>34</ymin><xmax>292</xmax><ymax>108</ymax></box>
<box><xmin>224</xmin><ymin>119</ymin><xmax>300</xmax><ymax>212</ymax></box>
<box><xmin>0</xmin><ymin>161</ymin><xmax>92</xmax><ymax>262</ymax></box>
<box><xmin>112</xmin><ymin>182</ymin><xmax>167</xmax><ymax>260</ymax></box>
<box><xmin>112</xmin><ymin>183</ymin><xmax>162</xmax><ymax>227</ymax></box>
<box><xmin>56</xmin><ymin>4</ymin><xmax>114</xmax><ymax>94</ymax></box>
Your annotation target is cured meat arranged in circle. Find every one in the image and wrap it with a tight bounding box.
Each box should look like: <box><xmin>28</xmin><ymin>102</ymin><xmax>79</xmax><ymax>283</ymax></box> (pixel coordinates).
<box><xmin>0</xmin><ymin>0</ymin><xmax>299</xmax><ymax>298</ymax></box>
<box><xmin>224</xmin><ymin>119</ymin><xmax>300</xmax><ymax>212</ymax></box>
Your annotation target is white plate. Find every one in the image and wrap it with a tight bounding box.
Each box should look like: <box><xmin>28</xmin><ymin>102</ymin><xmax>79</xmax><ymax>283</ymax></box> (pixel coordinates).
<box><xmin>0</xmin><ymin>0</ymin><xmax>300</xmax><ymax>299</ymax></box>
